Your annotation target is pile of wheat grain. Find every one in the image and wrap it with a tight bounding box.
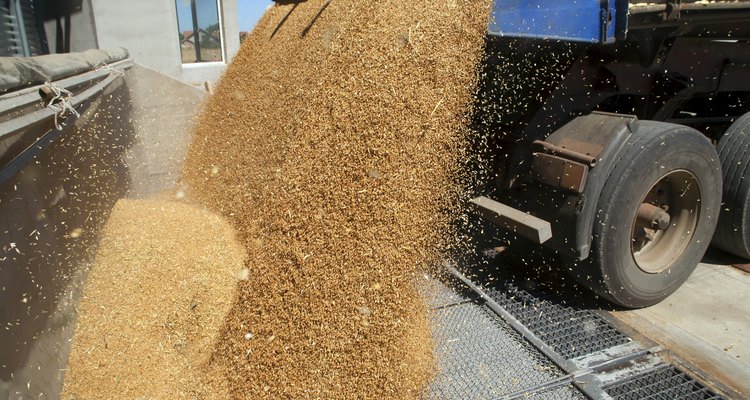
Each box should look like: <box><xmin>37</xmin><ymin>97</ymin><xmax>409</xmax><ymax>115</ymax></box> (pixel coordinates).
<box><xmin>61</xmin><ymin>199</ymin><xmax>246</xmax><ymax>399</ymax></box>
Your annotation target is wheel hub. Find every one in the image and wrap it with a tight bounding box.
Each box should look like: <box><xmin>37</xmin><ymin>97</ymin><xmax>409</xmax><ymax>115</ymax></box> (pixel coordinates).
<box><xmin>631</xmin><ymin>170</ymin><xmax>701</xmax><ymax>274</ymax></box>
<box><xmin>636</xmin><ymin>203</ymin><xmax>671</xmax><ymax>231</ymax></box>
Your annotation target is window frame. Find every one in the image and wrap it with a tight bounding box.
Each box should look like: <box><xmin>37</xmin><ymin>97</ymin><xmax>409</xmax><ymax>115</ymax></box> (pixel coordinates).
<box><xmin>175</xmin><ymin>0</ymin><xmax>226</xmax><ymax>65</ymax></box>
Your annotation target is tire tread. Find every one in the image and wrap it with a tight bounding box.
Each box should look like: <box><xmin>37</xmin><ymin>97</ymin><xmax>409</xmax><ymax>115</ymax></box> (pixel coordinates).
<box><xmin>713</xmin><ymin>113</ymin><xmax>750</xmax><ymax>258</ymax></box>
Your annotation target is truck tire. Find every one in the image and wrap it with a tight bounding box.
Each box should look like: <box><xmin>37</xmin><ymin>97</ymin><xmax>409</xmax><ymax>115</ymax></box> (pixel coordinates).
<box><xmin>713</xmin><ymin>113</ymin><xmax>750</xmax><ymax>259</ymax></box>
<box><xmin>581</xmin><ymin>121</ymin><xmax>722</xmax><ymax>308</ymax></box>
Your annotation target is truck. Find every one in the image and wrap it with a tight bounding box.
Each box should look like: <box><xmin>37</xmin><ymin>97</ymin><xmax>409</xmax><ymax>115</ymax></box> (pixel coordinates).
<box><xmin>470</xmin><ymin>0</ymin><xmax>750</xmax><ymax>308</ymax></box>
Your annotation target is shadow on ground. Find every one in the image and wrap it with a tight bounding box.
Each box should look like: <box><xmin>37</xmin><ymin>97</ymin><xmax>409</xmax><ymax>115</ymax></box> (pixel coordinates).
<box><xmin>446</xmin><ymin>213</ymin><xmax>748</xmax><ymax>317</ymax></box>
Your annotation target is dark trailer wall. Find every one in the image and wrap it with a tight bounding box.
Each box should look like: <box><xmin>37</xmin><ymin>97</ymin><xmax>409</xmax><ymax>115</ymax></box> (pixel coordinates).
<box><xmin>0</xmin><ymin>51</ymin><xmax>206</xmax><ymax>398</ymax></box>
<box><xmin>483</xmin><ymin>0</ymin><xmax>750</xmax><ymax>151</ymax></box>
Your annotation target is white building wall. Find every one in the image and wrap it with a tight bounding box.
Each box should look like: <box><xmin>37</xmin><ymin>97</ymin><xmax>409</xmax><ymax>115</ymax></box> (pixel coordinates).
<box><xmin>91</xmin><ymin>0</ymin><xmax>239</xmax><ymax>87</ymax></box>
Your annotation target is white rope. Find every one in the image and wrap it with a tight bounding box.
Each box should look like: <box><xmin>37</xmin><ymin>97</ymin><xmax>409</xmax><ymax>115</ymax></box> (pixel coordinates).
<box><xmin>94</xmin><ymin>62</ymin><xmax>125</xmax><ymax>78</ymax></box>
<box><xmin>42</xmin><ymin>82</ymin><xmax>79</xmax><ymax>131</ymax></box>
<box><xmin>42</xmin><ymin>63</ymin><xmax>123</xmax><ymax>131</ymax></box>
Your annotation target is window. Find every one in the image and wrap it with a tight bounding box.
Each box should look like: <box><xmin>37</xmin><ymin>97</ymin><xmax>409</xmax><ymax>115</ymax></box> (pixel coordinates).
<box><xmin>175</xmin><ymin>0</ymin><xmax>223</xmax><ymax>63</ymax></box>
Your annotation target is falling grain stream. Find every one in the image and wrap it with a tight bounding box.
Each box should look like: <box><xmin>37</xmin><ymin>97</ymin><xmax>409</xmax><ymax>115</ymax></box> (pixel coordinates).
<box><xmin>63</xmin><ymin>1</ymin><xmax>492</xmax><ymax>398</ymax></box>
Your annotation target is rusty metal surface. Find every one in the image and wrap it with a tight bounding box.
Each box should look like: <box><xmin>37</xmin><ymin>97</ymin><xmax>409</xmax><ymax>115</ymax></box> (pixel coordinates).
<box><xmin>531</xmin><ymin>152</ymin><xmax>589</xmax><ymax>193</ymax></box>
<box><xmin>533</xmin><ymin>139</ymin><xmax>598</xmax><ymax>167</ymax></box>
<box><xmin>558</xmin><ymin>137</ymin><xmax>604</xmax><ymax>160</ymax></box>
<box><xmin>636</xmin><ymin>203</ymin><xmax>671</xmax><ymax>231</ymax></box>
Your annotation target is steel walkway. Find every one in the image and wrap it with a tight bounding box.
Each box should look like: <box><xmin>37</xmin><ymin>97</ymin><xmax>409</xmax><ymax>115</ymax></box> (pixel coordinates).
<box><xmin>422</xmin><ymin>265</ymin><xmax>729</xmax><ymax>400</ymax></box>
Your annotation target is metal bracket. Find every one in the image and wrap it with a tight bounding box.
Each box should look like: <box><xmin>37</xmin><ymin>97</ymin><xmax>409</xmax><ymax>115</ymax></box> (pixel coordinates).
<box><xmin>533</xmin><ymin>139</ymin><xmax>599</xmax><ymax>166</ymax></box>
<box><xmin>532</xmin><ymin>153</ymin><xmax>589</xmax><ymax>194</ymax></box>
<box><xmin>468</xmin><ymin>196</ymin><xmax>552</xmax><ymax>244</ymax></box>
<box><xmin>509</xmin><ymin>113</ymin><xmax>637</xmax><ymax>260</ymax></box>
<box><xmin>531</xmin><ymin>139</ymin><xmax>600</xmax><ymax>193</ymax></box>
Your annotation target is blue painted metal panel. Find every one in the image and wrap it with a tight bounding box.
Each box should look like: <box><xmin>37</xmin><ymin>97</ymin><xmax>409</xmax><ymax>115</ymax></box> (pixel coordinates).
<box><xmin>488</xmin><ymin>0</ymin><xmax>620</xmax><ymax>44</ymax></box>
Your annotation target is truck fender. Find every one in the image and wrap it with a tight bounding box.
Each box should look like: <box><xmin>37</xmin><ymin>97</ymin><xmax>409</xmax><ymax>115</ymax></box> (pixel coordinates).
<box><xmin>520</xmin><ymin>112</ymin><xmax>639</xmax><ymax>260</ymax></box>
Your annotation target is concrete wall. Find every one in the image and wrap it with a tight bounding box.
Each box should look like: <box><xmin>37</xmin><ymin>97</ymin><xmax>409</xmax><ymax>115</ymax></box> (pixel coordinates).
<box><xmin>91</xmin><ymin>0</ymin><xmax>239</xmax><ymax>87</ymax></box>
<box><xmin>220</xmin><ymin>0</ymin><xmax>241</xmax><ymax>66</ymax></box>
<box><xmin>92</xmin><ymin>0</ymin><xmax>182</xmax><ymax>79</ymax></box>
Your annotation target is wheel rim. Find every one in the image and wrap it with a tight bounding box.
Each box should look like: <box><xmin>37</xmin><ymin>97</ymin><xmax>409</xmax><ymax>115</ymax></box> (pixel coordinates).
<box><xmin>631</xmin><ymin>170</ymin><xmax>701</xmax><ymax>274</ymax></box>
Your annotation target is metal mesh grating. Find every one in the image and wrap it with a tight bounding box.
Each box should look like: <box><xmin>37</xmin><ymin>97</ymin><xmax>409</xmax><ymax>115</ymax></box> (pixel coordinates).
<box><xmin>422</xmin><ymin>274</ymin><xmax>726</xmax><ymax>400</ymax></box>
<box><xmin>604</xmin><ymin>364</ymin><xmax>725</xmax><ymax>400</ymax></box>
<box><xmin>526</xmin><ymin>384</ymin><xmax>587</xmax><ymax>399</ymax></box>
<box><xmin>426</xmin><ymin>300</ymin><xmax>582</xmax><ymax>399</ymax></box>
<box><xmin>420</xmin><ymin>275</ymin><xmax>476</xmax><ymax>309</ymax></box>
<box><xmin>487</xmin><ymin>285</ymin><xmax>631</xmax><ymax>359</ymax></box>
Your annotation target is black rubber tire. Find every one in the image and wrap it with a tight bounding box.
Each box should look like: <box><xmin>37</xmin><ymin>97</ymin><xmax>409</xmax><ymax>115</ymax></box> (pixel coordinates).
<box><xmin>580</xmin><ymin>121</ymin><xmax>722</xmax><ymax>308</ymax></box>
<box><xmin>713</xmin><ymin>113</ymin><xmax>750</xmax><ymax>259</ymax></box>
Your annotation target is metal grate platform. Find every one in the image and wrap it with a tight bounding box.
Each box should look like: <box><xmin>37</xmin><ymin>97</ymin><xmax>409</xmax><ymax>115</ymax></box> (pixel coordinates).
<box><xmin>423</xmin><ymin>268</ymin><xmax>728</xmax><ymax>400</ymax></box>
<box><xmin>427</xmin><ymin>301</ymin><xmax>575</xmax><ymax>399</ymax></box>
<box><xmin>604</xmin><ymin>365</ymin><xmax>725</xmax><ymax>400</ymax></box>
<box><xmin>487</xmin><ymin>285</ymin><xmax>631</xmax><ymax>359</ymax></box>
<box><xmin>526</xmin><ymin>385</ymin><xmax>588</xmax><ymax>400</ymax></box>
